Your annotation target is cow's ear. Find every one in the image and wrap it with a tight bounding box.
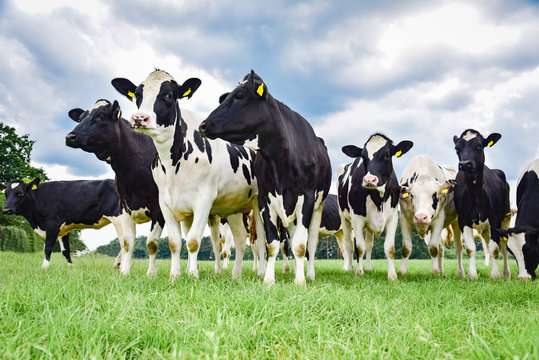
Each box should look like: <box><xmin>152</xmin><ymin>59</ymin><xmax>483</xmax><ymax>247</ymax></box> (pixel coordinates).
<box><xmin>111</xmin><ymin>78</ymin><xmax>137</xmax><ymax>102</ymax></box>
<box><xmin>178</xmin><ymin>78</ymin><xmax>202</xmax><ymax>99</ymax></box>
<box><xmin>440</xmin><ymin>179</ymin><xmax>457</xmax><ymax>194</ymax></box>
<box><xmin>400</xmin><ymin>186</ymin><xmax>410</xmax><ymax>199</ymax></box>
<box><xmin>393</xmin><ymin>141</ymin><xmax>413</xmax><ymax>157</ymax></box>
<box><xmin>495</xmin><ymin>228</ymin><xmax>509</xmax><ymax>242</ymax></box>
<box><xmin>68</xmin><ymin>108</ymin><xmax>84</xmax><ymax>122</ymax></box>
<box><xmin>219</xmin><ymin>93</ymin><xmax>230</xmax><ymax>104</ymax></box>
<box><xmin>112</xmin><ymin>100</ymin><xmax>122</xmax><ymax>120</ymax></box>
<box><xmin>342</xmin><ymin>145</ymin><xmax>362</xmax><ymax>158</ymax></box>
<box><xmin>29</xmin><ymin>178</ymin><xmax>41</xmax><ymax>190</ymax></box>
<box><xmin>0</xmin><ymin>183</ymin><xmax>5</xmax><ymax>193</ymax></box>
<box><xmin>453</xmin><ymin>135</ymin><xmax>459</xmax><ymax>144</ymax></box>
<box><xmin>483</xmin><ymin>133</ymin><xmax>501</xmax><ymax>148</ymax></box>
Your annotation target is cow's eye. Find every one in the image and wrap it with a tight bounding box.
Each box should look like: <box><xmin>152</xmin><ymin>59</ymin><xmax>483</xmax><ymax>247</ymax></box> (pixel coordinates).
<box><xmin>235</xmin><ymin>91</ymin><xmax>245</xmax><ymax>100</ymax></box>
<box><xmin>96</xmin><ymin>115</ymin><xmax>103</xmax><ymax>121</ymax></box>
<box><xmin>475</xmin><ymin>145</ymin><xmax>482</xmax><ymax>151</ymax></box>
<box><xmin>17</xmin><ymin>191</ymin><xmax>24</xmax><ymax>197</ymax></box>
<box><xmin>164</xmin><ymin>92</ymin><xmax>173</xmax><ymax>101</ymax></box>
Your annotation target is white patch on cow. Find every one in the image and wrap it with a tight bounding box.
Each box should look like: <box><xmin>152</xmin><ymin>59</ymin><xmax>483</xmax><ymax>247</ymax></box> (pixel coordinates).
<box><xmin>365</xmin><ymin>135</ymin><xmax>388</xmax><ymax>160</ymax></box>
<box><xmin>129</xmin><ymin>207</ymin><xmax>151</xmax><ymax>224</ymax></box>
<box><xmin>90</xmin><ymin>100</ymin><xmax>109</xmax><ymax>111</ymax></box>
<box><xmin>42</xmin><ymin>259</ymin><xmax>50</xmax><ymax>269</ymax></box>
<box><xmin>365</xmin><ymin>195</ymin><xmax>395</xmax><ymax>236</ymax></box>
<box><xmin>243</xmin><ymin>135</ymin><xmax>259</xmax><ymax>151</ymax></box>
<box><xmin>34</xmin><ymin>227</ymin><xmax>46</xmax><ymax>238</ymax></box>
<box><xmin>10</xmin><ymin>183</ymin><xmax>19</xmax><ymax>189</ymax></box>
<box><xmin>462</xmin><ymin>131</ymin><xmax>477</xmax><ymax>141</ymax></box>
<box><xmin>59</xmin><ymin>239</ymin><xmax>65</xmax><ymax>252</ymax></box>
<box><xmin>506</xmin><ymin>231</ymin><xmax>531</xmax><ymax>280</ymax></box>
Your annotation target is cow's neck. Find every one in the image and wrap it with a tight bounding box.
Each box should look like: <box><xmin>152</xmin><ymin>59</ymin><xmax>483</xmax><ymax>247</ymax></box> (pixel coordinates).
<box><xmin>149</xmin><ymin>118</ymin><xmax>183</xmax><ymax>170</ymax></box>
<box><xmin>108</xmin><ymin>120</ymin><xmax>140</xmax><ymax>176</ymax></box>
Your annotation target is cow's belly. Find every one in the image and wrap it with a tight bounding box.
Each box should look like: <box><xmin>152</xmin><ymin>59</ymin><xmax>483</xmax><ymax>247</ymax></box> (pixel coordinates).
<box><xmin>129</xmin><ymin>207</ymin><xmax>151</xmax><ymax>224</ymax></box>
<box><xmin>57</xmin><ymin>217</ymin><xmax>111</xmax><ymax>237</ymax></box>
<box><xmin>365</xmin><ymin>196</ymin><xmax>395</xmax><ymax>236</ymax></box>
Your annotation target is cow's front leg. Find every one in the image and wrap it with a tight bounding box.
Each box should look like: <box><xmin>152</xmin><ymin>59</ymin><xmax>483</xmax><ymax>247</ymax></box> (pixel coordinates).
<box><xmin>384</xmin><ymin>213</ymin><xmax>399</xmax><ymax>280</ymax></box>
<box><xmin>280</xmin><ymin>222</ymin><xmax>291</xmax><ymax>273</ymax></box>
<box><xmin>351</xmin><ymin>216</ymin><xmax>366</xmax><ymax>276</ymax></box>
<box><xmin>185</xmin><ymin>202</ymin><xmax>213</xmax><ymax>279</ymax></box>
<box><xmin>452</xmin><ymin>223</ymin><xmax>464</xmax><ymax>277</ymax></box>
<box><xmin>109</xmin><ymin>215</ymin><xmax>124</xmax><ymax>269</ymax></box>
<box><xmin>506</xmin><ymin>232</ymin><xmax>530</xmax><ymax>280</ymax></box>
<box><xmin>365</xmin><ymin>231</ymin><xmax>374</xmax><ymax>272</ymax></box>
<box><xmin>43</xmin><ymin>227</ymin><xmax>60</xmax><ymax>269</ymax></box>
<box><xmin>429</xmin><ymin>220</ymin><xmax>445</xmax><ymax>275</ymax></box>
<box><xmin>462</xmin><ymin>226</ymin><xmax>477</xmax><ymax>279</ymax></box>
<box><xmin>208</xmin><ymin>216</ymin><xmax>222</xmax><ymax>275</ymax></box>
<box><xmin>333</xmin><ymin>229</ymin><xmax>348</xmax><ymax>271</ymax></box>
<box><xmin>60</xmin><ymin>235</ymin><xmax>73</xmax><ymax>266</ymax></box>
<box><xmin>119</xmin><ymin>212</ymin><xmax>136</xmax><ymax>276</ymax></box>
<box><xmin>501</xmin><ymin>240</ymin><xmax>511</xmax><ymax>279</ymax></box>
<box><xmin>261</xmin><ymin>207</ymin><xmax>280</xmax><ymax>285</ymax></box>
<box><xmin>161</xmin><ymin>205</ymin><xmax>183</xmax><ymax>279</ymax></box>
<box><xmin>398</xmin><ymin>214</ymin><xmax>413</xmax><ymax>275</ymax></box>
<box><xmin>341</xmin><ymin>216</ymin><xmax>354</xmax><ymax>273</ymax></box>
<box><xmin>146</xmin><ymin>220</ymin><xmax>164</xmax><ymax>277</ymax></box>
<box><xmin>252</xmin><ymin>199</ymin><xmax>266</xmax><ymax>277</ymax></box>
<box><xmin>228</xmin><ymin>213</ymin><xmax>248</xmax><ymax>278</ymax></box>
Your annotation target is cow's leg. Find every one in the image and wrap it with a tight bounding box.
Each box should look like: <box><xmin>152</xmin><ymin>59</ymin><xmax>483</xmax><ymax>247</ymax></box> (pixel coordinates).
<box><xmin>307</xmin><ymin>203</ymin><xmax>323</xmax><ymax>281</ymax></box>
<box><xmin>109</xmin><ymin>216</ymin><xmax>124</xmax><ymax>268</ymax></box>
<box><xmin>350</xmin><ymin>216</ymin><xmax>366</xmax><ymax>276</ymax></box>
<box><xmin>501</xmin><ymin>240</ymin><xmax>511</xmax><ymax>279</ymax></box>
<box><xmin>383</xmin><ymin>213</ymin><xmax>399</xmax><ymax>280</ymax></box>
<box><xmin>483</xmin><ymin>226</ymin><xmax>501</xmax><ymax>279</ymax></box>
<box><xmin>208</xmin><ymin>216</ymin><xmax>222</xmax><ymax>275</ymax></box>
<box><xmin>462</xmin><ymin>226</ymin><xmax>477</xmax><ymax>279</ymax></box>
<box><xmin>506</xmin><ymin>233</ymin><xmax>530</xmax><ymax>280</ymax></box>
<box><xmin>119</xmin><ymin>213</ymin><xmax>136</xmax><ymax>276</ymax></box>
<box><xmin>262</xmin><ymin>205</ymin><xmax>281</xmax><ymax>285</ymax></box>
<box><xmin>365</xmin><ymin>231</ymin><xmax>374</xmax><ymax>272</ymax></box>
<box><xmin>185</xmin><ymin>202</ymin><xmax>213</xmax><ymax>279</ymax></box>
<box><xmin>429</xmin><ymin>219</ymin><xmax>444</xmax><ymax>275</ymax></box>
<box><xmin>251</xmin><ymin>239</ymin><xmax>259</xmax><ymax>272</ymax></box>
<box><xmin>252</xmin><ymin>200</ymin><xmax>266</xmax><ymax>277</ymax></box>
<box><xmin>333</xmin><ymin>229</ymin><xmax>348</xmax><ymax>271</ymax></box>
<box><xmin>228</xmin><ymin>213</ymin><xmax>248</xmax><ymax>278</ymax></box>
<box><xmin>60</xmin><ymin>235</ymin><xmax>73</xmax><ymax>266</ymax></box>
<box><xmin>146</xmin><ymin>220</ymin><xmax>163</xmax><ymax>277</ymax></box>
<box><xmin>160</xmin><ymin>205</ymin><xmax>183</xmax><ymax>279</ymax></box>
<box><xmin>341</xmin><ymin>217</ymin><xmax>354</xmax><ymax>273</ymax></box>
<box><xmin>452</xmin><ymin>223</ymin><xmax>464</xmax><ymax>277</ymax></box>
<box><xmin>43</xmin><ymin>227</ymin><xmax>60</xmax><ymax>269</ymax></box>
<box><xmin>480</xmin><ymin>235</ymin><xmax>490</xmax><ymax>267</ymax></box>
<box><xmin>398</xmin><ymin>214</ymin><xmax>413</xmax><ymax>275</ymax></box>
<box><xmin>281</xmin><ymin>222</ymin><xmax>292</xmax><ymax>273</ymax></box>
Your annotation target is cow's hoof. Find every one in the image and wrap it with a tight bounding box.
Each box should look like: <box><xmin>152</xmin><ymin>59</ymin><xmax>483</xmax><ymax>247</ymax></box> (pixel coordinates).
<box><xmin>355</xmin><ymin>269</ymin><xmax>364</xmax><ymax>277</ymax></box>
<box><xmin>397</xmin><ymin>267</ymin><xmax>407</xmax><ymax>275</ymax></box>
<box><xmin>67</xmin><ymin>263</ymin><xmax>74</xmax><ymax>268</ymax></box>
<box><xmin>146</xmin><ymin>269</ymin><xmax>157</xmax><ymax>277</ymax></box>
<box><xmin>431</xmin><ymin>269</ymin><xmax>441</xmax><ymax>276</ymax></box>
<box><xmin>468</xmin><ymin>273</ymin><xmax>478</xmax><ymax>280</ymax></box>
<box><xmin>42</xmin><ymin>260</ymin><xmax>50</xmax><ymax>269</ymax></box>
<box><xmin>263</xmin><ymin>276</ymin><xmax>275</xmax><ymax>286</ymax></box>
<box><xmin>456</xmin><ymin>270</ymin><xmax>465</xmax><ymax>278</ymax></box>
<box><xmin>519</xmin><ymin>276</ymin><xmax>530</xmax><ymax>282</ymax></box>
<box><xmin>283</xmin><ymin>264</ymin><xmax>291</xmax><ymax>273</ymax></box>
<box><xmin>388</xmin><ymin>272</ymin><xmax>398</xmax><ymax>281</ymax></box>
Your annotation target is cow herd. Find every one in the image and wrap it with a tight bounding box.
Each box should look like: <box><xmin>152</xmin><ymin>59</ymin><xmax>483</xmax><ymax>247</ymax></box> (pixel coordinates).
<box><xmin>1</xmin><ymin>69</ymin><xmax>538</xmax><ymax>283</ymax></box>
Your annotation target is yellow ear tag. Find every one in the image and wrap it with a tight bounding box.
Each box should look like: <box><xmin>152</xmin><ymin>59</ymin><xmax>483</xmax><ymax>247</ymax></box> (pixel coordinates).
<box><xmin>487</xmin><ymin>140</ymin><xmax>494</xmax><ymax>147</ymax></box>
<box><xmin>257</xmin><ymin>83</ymin><xmax>264</xmax><ymax>97</ymax></box>
<box><xmin>501</xmin><ymin>236</ymin><xmax>508</xmax><ymax>242</ymax></box>
<box><xmin>183</xmin><ymin>88</ymin><xmax>192</xmax><ymax>98</ymax></box>
<box><xmin>441</xmin><ymin>188</ymin><xmax>449</xmax><ymax>194</ymax></box>
<box><xmin>32</xmin><ymin>185</ymin><xmax>37</xmax><ymax>190</ymax></box>
<box><xmin>394</xmin><ymin>150</ymin><xmax>402</xmax><ymax>157</ymax></box>
<box><xmin>1</xmin><ymin>189</ymin><xmax>5</xmax><ymax>194</ymax></box>
<box><xmin>401</xmin><ymin>192</ymin><xmax>409</xmax><ymax>199</ymax></box>
<box><xmin>117</xmin><ymin>110</ymin><xmax>121</xmax><ymax>119</ymax></box>
<box><xmin>127</xmin><ymin>91</ymin><xmax>135</xmax><ymax>101</ymax></box>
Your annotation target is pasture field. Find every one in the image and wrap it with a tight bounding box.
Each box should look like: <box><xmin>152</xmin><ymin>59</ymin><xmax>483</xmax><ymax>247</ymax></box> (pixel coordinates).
<box><xmin>0</xmin><ymin>252</ymin><xmax>537</xmax><ymax>359</ymax></box>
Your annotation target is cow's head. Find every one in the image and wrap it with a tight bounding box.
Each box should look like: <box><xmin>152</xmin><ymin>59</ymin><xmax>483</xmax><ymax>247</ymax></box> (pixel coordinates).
<box><xmin>342</xmin><ymin>133</ymin><xmax>413</xmax><ymax>192</ymax></box>
<box><xmin>2</xmin><ymin>178</ymin><xmax>40</xmax><ymax>215</ymax></box>
<box><xmin>66</xmin><ymin>100</ymin><xmax>123</xmax><ymax>162</ymax></box>
<box><xmin>199</xmin><ymin>70</ymin><xmax>269</xmax><ymax>150</ymax></box>
<box><xmin>498</xmin><ymin>227</ymin><xmax>538</xmax><ymax>280</ymax></box>
<box><xmin>111</xmin><ymin>70</ymin><xmax>201</xmax><ymax>136</ymax></box>
<box><xmin>453</xmin><ymin>129</ymin><xmax>501</xmax><ymax>184</ymax></box>
<box><xmin>400</xmin><ymin>176</ymin><xmax>456</xmax><ymax>234</ymax></box>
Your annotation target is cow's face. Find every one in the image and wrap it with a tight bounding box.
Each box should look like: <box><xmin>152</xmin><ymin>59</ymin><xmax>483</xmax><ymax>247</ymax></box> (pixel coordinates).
<box><xmin>400</xmin><ymin>176</ymin><xmax>455</xmax><ymax>232</ymax></box>
<box><xmin>112</xmin><ymin>70</ymin><xmax>201</xmax><ymax>136</ymax></box>
<box><xmin>199</xmin><ymin>70</ymin><xmax>269</xmax><ymax>150</ymax></box>
<box><xmin>2</xmin><ymin>178</ymin><xmax>40</xmax><ymax>215</ymax></box>
<box><xmin>66</xmin><ymin>100</ymin><xmax>122</xmax><ymax>162</ymax></box>
<box><xmin>504</xmin><ymin>228</ymin><xmax>539</xmax><ymax>279</ymax></box>
<box><xmin>343</xmin><ymin>134</ymin><xmax>413</xmax><ymax>192</ymax></box>
<box><xmin>453</xmin><ymin>129</ymin><xmax>501</xmax><ymax>183</ymax></box>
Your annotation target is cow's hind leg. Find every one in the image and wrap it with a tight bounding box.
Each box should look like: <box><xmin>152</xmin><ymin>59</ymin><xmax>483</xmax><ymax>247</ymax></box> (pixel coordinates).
<box><xmin>60</xmin><ymin>234</ymin><xmax>73</xmax><ymax>266</ymax></box>
<box><xmin>228</xmin><ymin>213</ymin><xmax>248</xmax><ymax>278</ymax></box>
<box><xmin>365</xmin><ymin>231</ymin><xmax>374</xmax><ymax>272</ymax></box>
<box><xmin>208</xmin><ymin>216</ymin><xmax>222</xmax><ymax>275</ymax></box>
<box><xmin>43</xmin><ymin>228</ymin><xmax>60</xmax><ymax>269</ymax></box>
<box><xmin>146</xmin><ymin>220</ymin><xmax>163</xmax><ymax>277</ymax></box>
<box><xmin>307</xmin><ymin>203</ymin><xmax>323</xmax><ymax>281</ymax></box>
<box><xmin>398</xmin><ymin>215</ymin><xmax>413</xmax><ymax>275</ymax></box>
<box><xmin>383</xmin><ymin>213</ymin><xmax>399</xmax><ymax>280</ymax></box>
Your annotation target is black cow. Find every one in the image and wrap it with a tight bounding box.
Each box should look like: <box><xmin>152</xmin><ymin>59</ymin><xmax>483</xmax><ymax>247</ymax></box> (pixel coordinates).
<box><xmin>337</xmin><ymin>133</ymin><xmax>413</xmax><ymax>280</ymax></box>
<box><xmin>66</xmin><ymin>99</ymin><xmax>166</xmax><ymax>276</ymax></box>
<box><xmin>453</xmin><ymin>129</ymin><xmax>511</xmax><ymax>279</ymax></box>
<box><xmin>199</xmin><ymin>70</ymin><xmax>332</xmax><ymax>285</ymax></box>
<box><xmin>499</xmin><ymin>159</ymin><xmax>539</xmax><ymax>280</ymax></box>
<box><xmin>1</xmin><ymin>178</ymin><xmax>122</xmax><ymax>268</ymax></box>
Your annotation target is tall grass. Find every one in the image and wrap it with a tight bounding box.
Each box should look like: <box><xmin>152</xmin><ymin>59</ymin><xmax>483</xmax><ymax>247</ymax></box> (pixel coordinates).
<box><xmin>0</xmin><ymin>252</ymin><xmax>537</xmax><ymax>359</ymax></box>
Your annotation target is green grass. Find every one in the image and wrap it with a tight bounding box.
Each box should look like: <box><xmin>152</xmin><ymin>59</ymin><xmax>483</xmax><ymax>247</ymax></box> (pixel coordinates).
<box><xmin>0</xmin><ymin>252</ymin><xmax>537</xmax><ymax>359</ymax></box>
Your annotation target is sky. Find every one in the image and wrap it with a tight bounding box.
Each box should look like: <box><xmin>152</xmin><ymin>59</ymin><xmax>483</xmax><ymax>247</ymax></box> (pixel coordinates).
<box><xmin>1</xmin><ymin>0</ymin><xmax>539</xmax><ymax>249</ymax></box>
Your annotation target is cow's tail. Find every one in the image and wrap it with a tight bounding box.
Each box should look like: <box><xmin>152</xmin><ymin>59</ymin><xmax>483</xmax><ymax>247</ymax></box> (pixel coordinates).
<box><xmin>248</xmin><ymin>211</ymin><xmax>256</xmax><ymax>245</ymax></box>
<box><xmin>444</xmin><ymin>226</ymin><xmax>453</xmax><ymax>246</ymax></box>
<box><xmin>502</xmin><ymin>208</ymin><xmax>517</xmax><ymax>230</ymax></box>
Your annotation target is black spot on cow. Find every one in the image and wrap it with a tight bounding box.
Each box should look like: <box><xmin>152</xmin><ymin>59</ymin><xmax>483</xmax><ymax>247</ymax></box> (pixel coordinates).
<box><xmin>432</xmin><ymin>192</ymin><xmax>438</xmax><ymax>210</ymax></box>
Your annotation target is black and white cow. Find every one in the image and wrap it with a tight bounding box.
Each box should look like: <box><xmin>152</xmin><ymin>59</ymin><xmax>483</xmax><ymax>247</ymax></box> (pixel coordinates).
<box><xmin>453</xmin><ymin>129</ymin><xmax>511</xmax><ymax>279</ymax></box>
<box><xmin>499</xmin><ymin>159</ymin><xmax>539</xmax><ymax>280</ymax></box>
<box><xmin>66</xmin><ymin>99</ymin><xmax>166</xmax><ymax>276</ymax></box>
<box><xmin>1</xmin><ymin>178</ymin><xmax>123</xmax><ymax>268</ymax></box>
<box><xmin>338</xmin><ymin>133</ymin><xmax>413</xmax><ymax>280</ymax></box>
<box><xmin>199</xmin><ymin>70</ymin><xmax>332</xmax><ymax>285</ymax></box>
<box><xmin>111</xmin><ymin>69</ymin><xmax>258</xmax><ymax>279</ymax></box>
<box><xmin>399</xmin><ymin>155</ymin><xmax>462</xmax><ymax>276</ymax></box>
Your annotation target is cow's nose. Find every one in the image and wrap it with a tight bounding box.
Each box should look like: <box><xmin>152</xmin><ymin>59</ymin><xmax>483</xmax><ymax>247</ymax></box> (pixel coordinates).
<box><xmin>65</xmin><ymin>132</ymin><xmax>77</xmax><ymax>146</ymax></box>
<box><xmin>414</xmin><ymin>213</ymin><xmax>429</xmax><ymax>224</ymax></box>
<box><xmin>198</xmin><ymin>121</ymin><xmax>208</xmax><ymax>134</ymax></box>
<box><xmin>363</xmin><ymin>175</ymin><xmax>378</xmax><ymax>187</ymax></box>
<box><xmin>131</xmin><ymin>113</ymin><xmax>150</xmax><ymax>127</ymax></box>
<box><xmin>459</xmin><ymin>160</ymin><xmax>472</xmax><ymax>170</ymax></box>
<box><xmin>2</xmin><ymin>208</ymin><xmax>13</xmax><ymax>215</ymax></box>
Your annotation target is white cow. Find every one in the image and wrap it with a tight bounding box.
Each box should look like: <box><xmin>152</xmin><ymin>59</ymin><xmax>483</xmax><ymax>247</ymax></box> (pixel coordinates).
<box><xmin>398</xmin><ymin>155</ymin><xmax>463</xmax><ymax>276</ymax></box>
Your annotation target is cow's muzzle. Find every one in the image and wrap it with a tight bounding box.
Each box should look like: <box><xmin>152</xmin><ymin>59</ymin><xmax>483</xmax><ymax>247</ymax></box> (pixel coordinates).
<box><xmin>458</xmin><ymin>160</ymin><xmax>473</xmax><ymax>171</ymax></box>
<box><xmin>2</xmin><ymin>208</ymin><xmax>14</xmax><ymax>215</ymax></box>
<box><xmin>65</xmin><ymin>132</ymin><xmax>79</xmax><ymax>147</ymax></box>
<box><xmin>131</xmin><ymin>113</ymin><xmax>150</xmax><ymax>128</ymax></box>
